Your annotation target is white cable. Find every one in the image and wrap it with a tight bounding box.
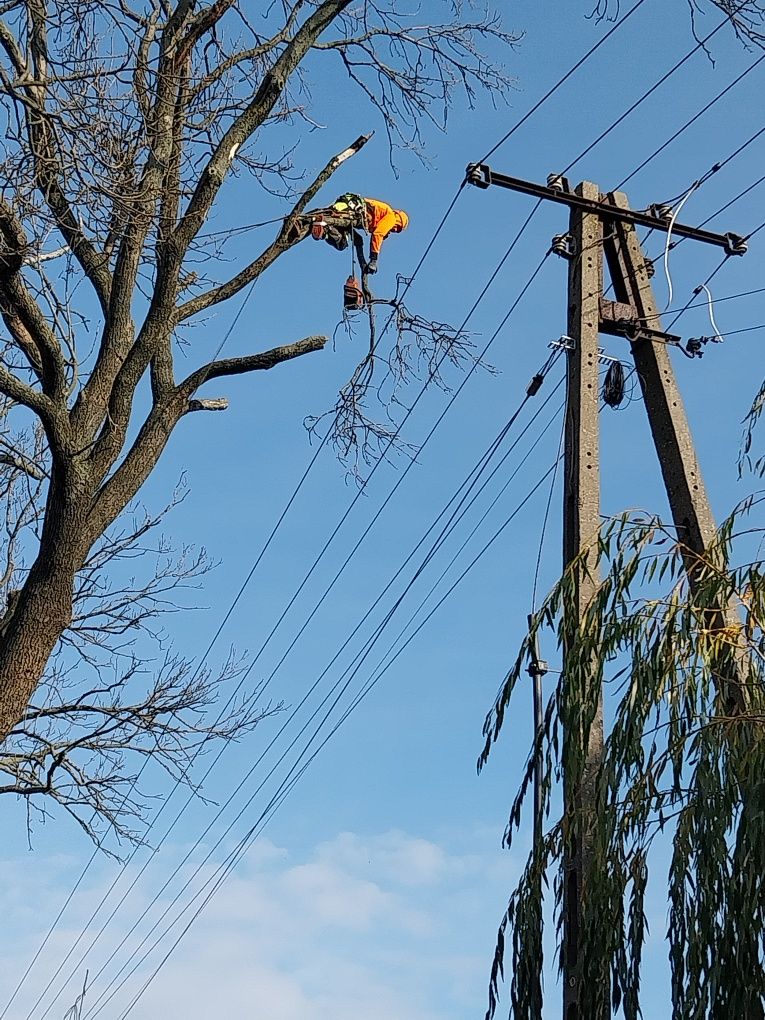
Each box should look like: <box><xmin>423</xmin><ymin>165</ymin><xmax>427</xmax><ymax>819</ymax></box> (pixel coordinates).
<box><xmin>663</xmin><ymin>182</ymin><xmax>700</xmax><ymax>311</ymax></box>
<box><xmin>699</xmin><ymin>283</ymin><xmax>724</xmax><ymax>343</ymax></box>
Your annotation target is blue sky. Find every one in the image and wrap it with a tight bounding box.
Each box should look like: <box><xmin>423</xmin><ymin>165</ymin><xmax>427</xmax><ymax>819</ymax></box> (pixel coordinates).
<box><xmin>1</xmin><ymin>1</ymin><xmax>764</xmax><ymax>1017</ymax></box>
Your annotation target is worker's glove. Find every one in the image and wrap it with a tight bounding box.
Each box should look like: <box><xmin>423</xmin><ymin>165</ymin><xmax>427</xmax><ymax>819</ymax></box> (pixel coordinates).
<box><xmin>366</xmin><ymin>257</ymin><xmax>378</xmax><ymax>274</ymax></box>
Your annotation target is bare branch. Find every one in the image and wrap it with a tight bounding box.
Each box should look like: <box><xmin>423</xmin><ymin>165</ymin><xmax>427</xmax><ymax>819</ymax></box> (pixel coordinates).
<box><xmin>186</xmin><ymin>396</ymin><xmax>228</xmax><ymax>412</ymax></box>
<box><xmin>180</xmin><ymin>334</ymin><xmax>328</xmax><ymax>392</ymax></box>
<box><xmin>175</xmin><ymin>132</ymin><xmax>373</xmax><ymax>322</ymax></box>
<box><xmin>173</xmin><ymin>0</ymin><xmax>355</xmax><ymax>252</ymax></box>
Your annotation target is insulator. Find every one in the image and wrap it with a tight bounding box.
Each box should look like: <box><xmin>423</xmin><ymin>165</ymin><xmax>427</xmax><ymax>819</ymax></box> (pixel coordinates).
<box><xmin>685</xmin><ymin>337</ymin><xmax>704</xmax><ymax>358</ymax></box>
<box><xmin>642</xmin><ymin>258</ymin><xmax>656</xmax><ymax>279</ymax></box>
<box><xmin>725</xmin><ymin>232</ymin><xmax>748</xmax><ymax>257</ymax></box>
<box><xmin>547</xmin><ymin>173</ymin><xmax>566</xmax><ymax>192</ymax></box>
<box><xmin>651</xmin><ymin>203</ymin><xmax>673</xmax><ymax>221</ymax></box>
<box><xmin>551</xmin><ymin>233</ymin><xmax>574</xmax><ymax>259</ymax></box>
<box><xmin>466</xmin><ymin>163</ymin><xmax>491</xmax><ymax>189</ymax></box>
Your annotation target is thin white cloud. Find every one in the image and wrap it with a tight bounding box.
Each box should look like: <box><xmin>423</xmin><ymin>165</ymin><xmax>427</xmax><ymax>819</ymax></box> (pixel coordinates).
<box><xmin>0</xmin><ymin>829</ymin><xmax>513</xmax><ymax>1020</ymax></box>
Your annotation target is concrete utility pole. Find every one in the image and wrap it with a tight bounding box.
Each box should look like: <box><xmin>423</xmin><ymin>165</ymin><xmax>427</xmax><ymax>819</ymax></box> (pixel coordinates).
<box><xmin>466</xmin><ymin>163</ymin><xmax>748</xmax><ymax>1019</ymax></box>
<box><xmin>562</xmin><ymin>182</ymin><xmax>606</xmax><ymax>1020</ymax></box>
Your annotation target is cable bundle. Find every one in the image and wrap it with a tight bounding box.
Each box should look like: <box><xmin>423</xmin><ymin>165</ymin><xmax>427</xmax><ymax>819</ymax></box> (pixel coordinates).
<box><xmin>602</xmin><ymin>360</ymin><xmax>626</xmax><ymax>408</ymax></box>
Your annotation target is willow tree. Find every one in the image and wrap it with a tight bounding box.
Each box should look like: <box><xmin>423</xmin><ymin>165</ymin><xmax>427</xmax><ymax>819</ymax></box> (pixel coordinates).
<box><xmin>0</xmin><ymin>0</ymin><xmax>518</xmax><ymax>842</ymax></box>
<box><xmin>479</xmin><ymin>389</ymin><xmax>765</xmax><ymax>1012</ymax></box>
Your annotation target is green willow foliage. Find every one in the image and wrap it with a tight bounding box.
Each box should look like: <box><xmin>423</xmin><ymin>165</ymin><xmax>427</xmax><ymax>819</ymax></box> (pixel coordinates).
<box><xmin>479</xmin><ymin>488</ymin><xmax>765</xmax><ymax>1018</ymax></box>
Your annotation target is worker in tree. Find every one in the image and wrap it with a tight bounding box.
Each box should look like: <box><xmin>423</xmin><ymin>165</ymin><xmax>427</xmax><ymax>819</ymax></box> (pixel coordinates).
<box><xmin>311</xmin><ymin>194</ymin><xmax>409</xmax><ymax>272</ymax></box>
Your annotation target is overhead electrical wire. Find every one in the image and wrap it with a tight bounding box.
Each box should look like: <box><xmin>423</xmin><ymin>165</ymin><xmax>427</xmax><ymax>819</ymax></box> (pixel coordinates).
<box><xmin>532</xmin><ymin>395</ymin><xmax>568</xmax><ymax>612</ymax></box>
<box><xmin>695</xmin><ymin>322</ymin><xmax>765</xmax><ymax>340</ymax></box>
<box><xmin>123</xmin><ymin>464</ymin><xmax>571</xmax><ymax>1005</ymax></box>
<box><xmin>37</xmin><ymin>238</ymin><xmax>554</xmax><ymax>1020</ymax></box>
<box><xmin>101</xmin><ymin>424</ymin><xmax>570</xmax><ymax>1020</ymax></box>
<box><xmin>478</xmin><ymin>0</ymin><xmax>650</xmax><ymax>163</ymax></box>
<box><xmin>615</xmin><ymin>51</ymin><xmax>765</xmax><ymax>191</ymax></box>
<box><xmin>8</xmin><ymin>4</ymin><xmax>650</xmax><ymax>1000</ymax></box>
<box><xmin>602</xmin><ymin>79</ymin><xmax>765</xmax><ymax>305</ymax></box>
<box><xmin>638</xmin><ymin>284</ymin><xmax>765</xmax><ymax>324</ymax></box>
<box><xmin>23</xmin><ymin>9</ymin><xmax>755</xmax><ymax>1013</ymax></box>
<box><xmin>86</xmin><ymin>117</ymin><xmax>765</xmax><ymax>995</ymax></box>
<box><xmin>559</xmin><ymin>13</ymin><xmax>731</xmax><ymax>176</ymax></box>
<box><xmin>11</xmin><ymin>136</ymin><xmax>466</xmax><ymax>1020</ymax></box>
<box><xmin>81</xmin><ymin>368</ymin><xmax>566</xmax><ymax>1020</ymax></box>
<box><xmin>697</xmin><ymin>169</ymin><xmax>765</xmax><ymax>230</ymax></box>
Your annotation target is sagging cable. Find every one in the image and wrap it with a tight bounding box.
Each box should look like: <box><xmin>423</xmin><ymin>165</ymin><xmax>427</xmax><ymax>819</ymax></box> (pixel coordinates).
<box><xmin>699</xmin><ymin>282</ymin><xmax>724</xmax><ymax>344</ymax></box>
<box><xmin>663</xmin><ymin>182</ymin><xmax>700</xmax><ymax>311</ymax></box>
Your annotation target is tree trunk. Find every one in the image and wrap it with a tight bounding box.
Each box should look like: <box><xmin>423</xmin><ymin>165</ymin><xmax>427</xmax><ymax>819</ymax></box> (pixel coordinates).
<box><xmin>0</xmin><ymin>463</ymin><xmax>90</xmax><ymax>741</ymax></box>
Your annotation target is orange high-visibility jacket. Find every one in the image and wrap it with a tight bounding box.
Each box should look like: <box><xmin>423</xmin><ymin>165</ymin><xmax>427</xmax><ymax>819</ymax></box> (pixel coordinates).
<box><xmin>365</xmin><ymin>199</ymin><xmax>408</xmax><ymax>256</ymax></box>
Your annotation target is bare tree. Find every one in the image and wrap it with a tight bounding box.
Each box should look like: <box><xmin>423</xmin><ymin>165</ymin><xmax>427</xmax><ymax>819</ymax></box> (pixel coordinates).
<box><xmin>591</xmin><ymin>0</ymin><xmax>765</xmax><ymax>46</ymax></box>
<box><xmin>0</xmin><ymin>0</ymin><xmax>518</xmax><ymax>838</ymax></box>
<box><xmin>692</xmin><ymin>0</ymin><xmax>765</xmax><ymax>44</ymax></box>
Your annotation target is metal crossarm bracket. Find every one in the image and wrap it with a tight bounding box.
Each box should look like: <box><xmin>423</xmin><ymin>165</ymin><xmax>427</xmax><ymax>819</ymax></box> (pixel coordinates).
<box><xmin>599</xmin><ymin>297</ymin><xmax>681</xmax><ymax>345</ymax></box>
<box><xmin>466</xmin><ymin>163</ymin><xmax>748</xmax><ymax>255</ymax></box>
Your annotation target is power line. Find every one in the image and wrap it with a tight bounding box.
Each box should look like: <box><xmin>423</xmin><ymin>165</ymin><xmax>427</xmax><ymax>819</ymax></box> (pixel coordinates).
<box><xmin>479</xmin><ymin>0</ymin><xmax>650</xmax><ymax>163</ymax></box>
<box><xmin>0</xmin><ymin>278</ymin><xmax>258</xmax><ymax>1020</ymax></box>
<box><xmin>532</xmin><ymin>393</ymin><xmax>567</xmax><ymax>612</ymax></box>
<box><xmin>615</xmin><ymin>52</ymin><xmax>765</xmax><ymax>191</ymax></box>
<box><xmin>110</xmin><ymin>445</ymin><xmax>569</xmax><ymax>1020</ymax></box>
<box><xmin>690</xmin><ymin>322</ymin><xmax>765</xmax><ymax>341</ymax></box>
<box><xmin>560</xmin><ymin>13</ymin><xmax>730</xmax><ymax>176</ymax></box>
<box><xmin>14</xmin><ymin>161</ymin><xmax>469</xmax><ymax>1020</ymax></box>
<box><xmin>637</xmin><ymin>284</ymin><xmax>765</xmax><ymax>324</ymax></box>
<box><xmin>82</xmin><ymin>366</ymin><xmax>565</xmax><ymax>1020</ymax></box>
<box><xmin>39</xmin><ymin>240</ymin><xmax>553</xmax><ymax>1020</ymax></box>
<box><xmin>27</xmin><ymin>13</ymin><xmax>752</xmax><ymax>1008</ymax></box>
<box><xmin>698</xmin><ymin>170</ymin><xmax>765</xmax><ymax>230</ymax></box>
<box><xmin>68</xmin><ymin>351</ymin><xmax>564</xmax><ymax>1015</ymax></box>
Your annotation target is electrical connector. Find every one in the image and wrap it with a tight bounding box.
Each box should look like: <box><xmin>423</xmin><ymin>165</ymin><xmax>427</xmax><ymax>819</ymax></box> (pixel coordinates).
<box><xmin>526</xmin><ymin>373</ymin><xmax>545</xmax><ymax>397</ymax></box>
